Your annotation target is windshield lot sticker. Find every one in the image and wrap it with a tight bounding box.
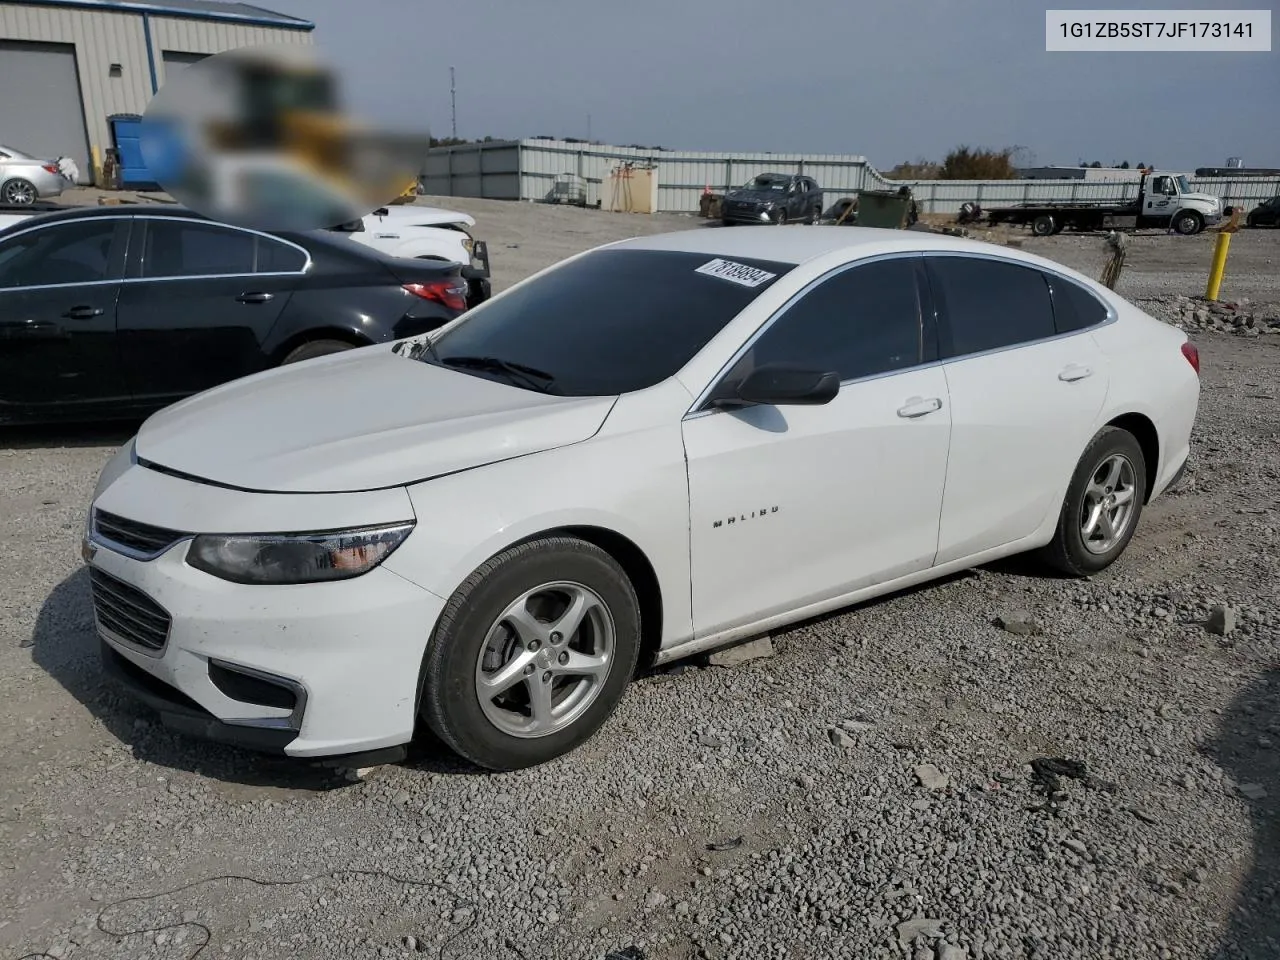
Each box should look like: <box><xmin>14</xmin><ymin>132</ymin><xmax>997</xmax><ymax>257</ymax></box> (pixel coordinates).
<box><xmin>695</xmin><ymin>258</ymin><xmax>777</xmax><ymax>288</ymax></box>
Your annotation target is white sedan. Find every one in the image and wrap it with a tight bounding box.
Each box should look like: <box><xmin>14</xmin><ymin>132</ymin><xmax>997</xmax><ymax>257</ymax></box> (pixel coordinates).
<box><xmin>83</xmin><ymin>226</ymin><xmax>1201</xmax><ymax>771</ymax></box>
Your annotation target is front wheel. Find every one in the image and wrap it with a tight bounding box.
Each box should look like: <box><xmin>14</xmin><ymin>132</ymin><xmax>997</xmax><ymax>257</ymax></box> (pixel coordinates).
<box><xmin>1040</xmin><ymin>426</ymin><xmax>1147</xmax><ymax>576</ymax></box>
<box><xmin>1032</xmin><ymin>214</ymin><xmax>1056</xmax><ymax>237</ymax></box>
<box><xmin>281</xmin><ymin>339</ymin><xmax>355</xmax><ymax>364</ymax></box>
<box><xmin>1173</xmin><ymin>210</ymin><xmax>1203</xmax><ymax>235</ymax></box>
<box><xmin>420</xmin><ymin>536</ymin><xmax>641</xmax><ymax>771</ymax></box>
<box><xmin>775</xmin><ymin>209</ymin><xmax>788</xmax><ymax>226</ymax></box>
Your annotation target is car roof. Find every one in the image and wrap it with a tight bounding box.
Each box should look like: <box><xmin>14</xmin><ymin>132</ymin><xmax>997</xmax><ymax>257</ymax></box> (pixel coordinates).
<box><xmin>0</xmin><ymin>146</ymin><xmax>34</xmax><ymax>159</ymax></box>
<box><xmin>609</xmin><ymin>225</ymin><xmax>1029</xmax><ymax>267</ymax></box>
<box><xmin>0</xmin><ymin>203</ymin><xmax>408</xmax><ymax>260</ymax></box>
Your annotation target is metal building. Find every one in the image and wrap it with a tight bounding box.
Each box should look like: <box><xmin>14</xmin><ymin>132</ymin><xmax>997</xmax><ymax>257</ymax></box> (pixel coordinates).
<box><xmin>0</xmin><ymin>0</ymin><xmax>314</xmax><ymax>185</ymax></box>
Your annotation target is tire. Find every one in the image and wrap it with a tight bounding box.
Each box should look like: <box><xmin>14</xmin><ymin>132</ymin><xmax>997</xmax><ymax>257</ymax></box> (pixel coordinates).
<box><xmin>281</xmin><ymin>339</ymin><xmax>356</xmax><ymax>364</ymax></box>
<box><xmin>1032</xmin><ymin>214</ymin><xmax>1056</xmax><ymax>237</ymax></box>
<box><xmin>1173</xmin><ymin>210</ymin><xmax>1203</xmax><ymax>235</ymax></box>
<box><xmin>420</xmin><ymin>536</ymin><xmax>641</xmax><ymax>771</ymax></box>
<box><xmin>1</xmin><ymin>178</ymin><xmax>37</xmax><ymax>205</ymax></box>
<box><xmin>808</xmin><ymin>203</ymin><xmax>822</xmax><ymax>225</ymax></box>
<box><xmin>1040</xmin><ymin>426</ymin><xmax>1147</xmax><ymax>577</ymax></box>
<box><xmin>1051</xmin><ymin>220</ymin><xmax>1066</xmax><ymax>235</ymax></box>
<box><xmin>720</xmin><ymin>217</ymin><xmax>734</xmax><ymax>227</ymax></box>
<box><xmin>1245</xmin><ymin>213</ymin><xmax>1258</xmax><ymax>229</ymax></box>
<box><xmin>775</xmin><ymin>209</ymin><xmax>788</xmax><ymax>226</ymax></box>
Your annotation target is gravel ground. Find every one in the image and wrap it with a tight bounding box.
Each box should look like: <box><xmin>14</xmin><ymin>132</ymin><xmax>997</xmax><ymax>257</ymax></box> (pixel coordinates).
<box><xmin>2</xmin><ymin>201</ymin><xmax>1278</xmax><ymax>960</ymax></box>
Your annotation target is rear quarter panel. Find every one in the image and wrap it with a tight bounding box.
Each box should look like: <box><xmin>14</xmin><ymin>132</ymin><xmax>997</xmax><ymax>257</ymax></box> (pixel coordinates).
<box><xmin>1088</xmin><ymin>302</ymin><xmax>1200</xmax><ymax>496</ymax></box>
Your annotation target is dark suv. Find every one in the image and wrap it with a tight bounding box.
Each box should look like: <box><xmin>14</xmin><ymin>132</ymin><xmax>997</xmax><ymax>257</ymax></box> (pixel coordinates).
<box><xmin>1246</xmin><ymin>196</ymin><xmax>1280</xmax><ymax>228</ymax></box>
<box><xmin>721</xmin><ymin>173</ymin><xmax>824</xmax><ymax>226</ymax></box>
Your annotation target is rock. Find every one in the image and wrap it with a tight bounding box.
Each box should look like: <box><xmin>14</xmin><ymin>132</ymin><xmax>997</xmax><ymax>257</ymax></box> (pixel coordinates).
<box><xmin>1238</xmin><ymin>783</ymin><xmax>1268</xmax><ymax>801</ymax></box>
<box><xmin>707</xmin><ymin>635</ymin><xmax>774</xmax><ymax>667</ymax></box>
<box><xmin>939</xmin><ymin>946</ymin><xmax>969</xmax><ymax>960</ymax></box>
<box><xmin>1157</xmin><ymin>703</ymin><xmax>1178</xmax><ymax>719</ymax></box>
<box><xmin>674</xmin><ymin>901</ymin><xmax>691</xmax><ymax>916</ymax></box>
<box><xmin>1205</xmin><ymin>604</ymin><xmax>1237</xmax><ymax>636</ymax></box>
<box><xmin>995</xmin><ymin>611</ymin><xmax>1041</xmax><ymax>636</ymax></box>
<box><xmin>1062</xmin><ymin>838</ymin><xmax>1089</xmax><ymax>857</ymax></box>
<box><xmin>829</xmin><ymin>728</ymin><xmax>856</xmax><ymax>749</ymax></box>
<box><xmin>403</xmin><ymin>936</ymin><xmax>418</xmax><ymax>951</ymax></box>
<box><xmin>898</xmin><ymin>918</ymin><xmax>945</xmax><ymax>947</ymax></box>
<box><xmin>915</xmin><ymin>764</ymin><xmax>950</xmax><ymax>791</ymax></box>
<box><xmin>914</xmin><ymin>945</ymin><xmax>936</xmax><ymax>960</ymax></box>
<box><xmin>644</xmin><ymin>890</ymin><xmax>668</xmax><ymax>910</ymax></box>
<box><xmin>838</xmin><ymin>718</ymin><xmax>876</xmax><ymax>733</ymax></box>
<box><xmin>698</xmin><ymin>734</ymin><xmax>725</xmax><ymax>749</ymax></box>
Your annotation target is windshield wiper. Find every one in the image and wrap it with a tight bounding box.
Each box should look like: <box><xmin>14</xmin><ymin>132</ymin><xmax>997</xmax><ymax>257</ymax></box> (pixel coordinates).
<box><xmin>438</xmin><ymin>355</ymin><xmax>557</xmax><ymax>393</ymax></box>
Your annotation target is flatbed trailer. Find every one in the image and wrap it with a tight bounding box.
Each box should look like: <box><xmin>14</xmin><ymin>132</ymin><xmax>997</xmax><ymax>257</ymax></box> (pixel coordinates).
<box><xmin>984</xmin><ymin>171</ymin><xmax>1223</xmax><ymax>237</ymax></box>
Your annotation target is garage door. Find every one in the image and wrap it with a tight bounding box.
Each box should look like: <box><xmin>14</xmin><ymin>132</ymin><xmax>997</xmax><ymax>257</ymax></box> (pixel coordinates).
<box><xmin>0</xmin><ymin>40</ymin><xmax>92</xmax><ymax>185</ymax></box>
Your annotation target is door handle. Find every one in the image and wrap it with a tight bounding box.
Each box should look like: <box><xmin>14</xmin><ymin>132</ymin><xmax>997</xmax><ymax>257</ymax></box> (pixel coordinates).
<box><xmin>1058</xmin><ymin>363</ymin><xmax>1094</xmax><ymax>382</ymax></box>
<box><xmin>896</xmin><ymin>396</ymin><xmax>943</xmax><ymax>419</ymax></box>
<box><xmin>62</xmin><ymin>305</ymin><xmax>103</xmax><ymax>320</ymax></box>
<box><xmin>236</xmin><ymin>292</ymin><xmax>275</xmax><ymax>304</ymax></box>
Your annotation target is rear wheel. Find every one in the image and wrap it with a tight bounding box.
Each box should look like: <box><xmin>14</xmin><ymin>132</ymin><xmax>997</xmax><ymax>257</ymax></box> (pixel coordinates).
<box><xmin>420</xmin><ymin>536</ymin><xmax>641</xmax><ymax>771</ymax></box>
<box><xmin>1040</xmin><ymin>426</ymin><xmax>1147</xmax><ymax>576</ymax></box>
<box><xmin>281</xmin><ymin>339</ymin><xmax>356</xmax><ymax>364</ymax></box>
<box><xmin>1032</xmin><ymin>214</ymin><xmax>1056</xmax><ymax>237</ymax></box>
<box><xmin>1</xmin><ymin>178</ymin><xmax>37</xmax><ymax>205</ymax></box>
<box><xmin>808</xmin><ymin>203</ymin><xmax>822</xmax><ymax>224</ymax></box>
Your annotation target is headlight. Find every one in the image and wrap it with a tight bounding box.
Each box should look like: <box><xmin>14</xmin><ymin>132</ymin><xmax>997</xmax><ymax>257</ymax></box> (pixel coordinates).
<box><xmin>187</xmin><ymin>522</ymin><xmax>415</xmax><ymax>585</ymax></box>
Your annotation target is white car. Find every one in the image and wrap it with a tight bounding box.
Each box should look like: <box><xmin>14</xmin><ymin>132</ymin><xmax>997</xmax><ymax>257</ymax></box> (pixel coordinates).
<box><xmin>83</xmin><ymin>226</ymin><xmax>1200</xmax><ymax>772</ymax></box>
<box><xmin>331</xmin><ymin>203</ymin><xmax>481</xmax><ymax>265</ymax></box>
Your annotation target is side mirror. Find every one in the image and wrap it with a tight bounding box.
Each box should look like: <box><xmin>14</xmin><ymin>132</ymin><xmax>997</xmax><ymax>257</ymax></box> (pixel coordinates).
<box><xmin>720</xmin><ymin>363</ymin><xmax>840</xmax><ymax>407</ymax></box>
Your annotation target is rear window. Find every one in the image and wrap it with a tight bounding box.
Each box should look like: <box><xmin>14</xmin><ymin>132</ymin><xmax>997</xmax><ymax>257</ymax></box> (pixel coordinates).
<box><xmin>1048</xmin><ymin>275</ymin><xmax>1109</xmax><ymax>333</ymax></box>
<box><xmin>428</xmin><ymin>248</ymin><xmax>794</xmax><ymax>396</ymax></box>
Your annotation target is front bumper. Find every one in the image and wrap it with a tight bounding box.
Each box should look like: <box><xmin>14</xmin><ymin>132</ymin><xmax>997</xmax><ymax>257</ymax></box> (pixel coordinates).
<box><xmin>721</xmin><ymin>203</ymin><xmax>780</xmax><ymax>224</ymax></box>
<box><xmin>85</xmin><ymin>464</ymin><xmax>447</xmax><ymax>760</ymax></box>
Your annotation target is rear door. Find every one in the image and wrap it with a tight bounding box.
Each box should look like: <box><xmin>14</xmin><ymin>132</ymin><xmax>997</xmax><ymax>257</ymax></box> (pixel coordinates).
<box><xmin>115</xmin><ymin>217</ymin><xmax>302</xmax><ymax>406</ymax></box>
<box><xmin>926</xmin><ymin>253</ymin><xmax>1111</xmax><ymax>565</ymax></box>
<box><xmin>0</xmin><ymin>216</ymin><xmax>129</xmax><ymax>419</ymax></box>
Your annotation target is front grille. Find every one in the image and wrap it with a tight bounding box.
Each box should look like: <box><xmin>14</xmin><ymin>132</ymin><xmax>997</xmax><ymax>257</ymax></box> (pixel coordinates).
<box><xmin>93</xmin><ymin>509</ymin><xmax>187</xmax><ymax>558</ymax></box>
<box><xmin>90</xmin><ymin>568</ymin><xmax>172</xmax><ymax>652</ymax></box>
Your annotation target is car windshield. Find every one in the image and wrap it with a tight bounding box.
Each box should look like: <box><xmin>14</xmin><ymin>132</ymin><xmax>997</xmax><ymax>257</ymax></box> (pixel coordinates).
<box><xmin>746</xmin><ymin>176</ymin><xmax>788</xmax><ymax>191</ymax></box>
<box><xmin>425</xmin><ymin>248</ymin><xmax>794</xmax><ymax>396</ymax></box>
<box><xmin>1175</xmin><ymin>175</ymin><xmax>1192</xmax><ymax>194</ymax></box>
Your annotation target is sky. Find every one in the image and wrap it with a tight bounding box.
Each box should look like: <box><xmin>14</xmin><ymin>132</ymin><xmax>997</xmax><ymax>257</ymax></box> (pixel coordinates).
<box><xmin>260</xmin><ymin>0</ymin><xmax>1278</xmax><ymax>172</ymax></box>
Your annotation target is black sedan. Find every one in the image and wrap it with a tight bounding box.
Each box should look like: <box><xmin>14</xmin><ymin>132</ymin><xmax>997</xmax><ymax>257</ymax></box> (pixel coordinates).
<box><xmin>1246</xmin><ymin>196</ymin><xmax>1280</xmax><ymax>228</ymax></box>
<box><xmin>0</xmin><ymin>205</ymin><xmax>489</xmax><ymax>425</ymax></box>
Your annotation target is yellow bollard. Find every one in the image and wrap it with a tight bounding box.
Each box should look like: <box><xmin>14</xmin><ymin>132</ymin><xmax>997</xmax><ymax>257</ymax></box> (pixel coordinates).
<box><xmin>1205</xmin><ymin>231</ymin><xmax>1231</xmax><ymax>301</ymax></box>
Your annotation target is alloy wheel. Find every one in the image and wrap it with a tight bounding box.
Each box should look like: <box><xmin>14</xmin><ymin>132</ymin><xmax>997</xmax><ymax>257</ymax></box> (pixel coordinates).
<box><xmin>474</xmin><ymin>581</ymin><xmax>616</xmax><ymax>738</ymax></box>
<box><xmin>1080</xmin><ymin>453</ymin><xmax>1137</xmax><ymax>554</ymax></box>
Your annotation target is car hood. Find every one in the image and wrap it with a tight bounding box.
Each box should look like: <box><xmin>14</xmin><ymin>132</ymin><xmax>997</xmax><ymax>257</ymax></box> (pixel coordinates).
<box><xmin>369</xmin><ymin>205</ymin><xmax>475</xmax><ymax>228</ymax></box>
<box><xmin>726</xmin><ymin>189</ymin><xmax>786</xmax><ymax>203</ymax></box>
<box><xmin>133</xmin><ymin>347</ymin><xmax>615</xmax><ymax>494</ymax></box>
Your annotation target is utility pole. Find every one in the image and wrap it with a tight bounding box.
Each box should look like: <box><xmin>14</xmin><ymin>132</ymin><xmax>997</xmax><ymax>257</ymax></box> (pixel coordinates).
<box><xmin>587</xmin><ymin>113</ymin><xmax>592</xmax><ymax>142</ymax></box>
<box><xmin>450</xmin><ymin>66</ymin><xmax>457</xmax><ymax>140</ymax></box>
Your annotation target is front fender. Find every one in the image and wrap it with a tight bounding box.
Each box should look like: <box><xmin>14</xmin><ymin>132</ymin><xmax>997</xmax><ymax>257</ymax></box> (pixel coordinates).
<box><xmin>381</xmin><ymin>424</ymin><xmax>694</xmax><ymax>650</ymax></box>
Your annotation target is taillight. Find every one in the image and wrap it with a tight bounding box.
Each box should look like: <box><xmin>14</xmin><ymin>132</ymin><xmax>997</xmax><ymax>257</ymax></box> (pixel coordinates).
<box><xmin>42</xmin><ymin>163</ymin><xmax>59</xmax><ymax>175</ymax></box>
<box><xmin>403</xmin><ymin>280</ymin><xmax>467</xmax><ymax>312</ymax></box>
<box><xmin>1181</xmin><ymin>341</ymin><xmax>1200</xmax><ymax>375</ymax></box>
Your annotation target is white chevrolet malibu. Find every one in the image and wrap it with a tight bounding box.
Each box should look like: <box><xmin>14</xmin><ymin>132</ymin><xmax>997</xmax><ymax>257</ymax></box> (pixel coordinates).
<box><xmin>83</xmin><ymin>226</ymin><xmax>1201</xmax><ymax>771</ymax></box>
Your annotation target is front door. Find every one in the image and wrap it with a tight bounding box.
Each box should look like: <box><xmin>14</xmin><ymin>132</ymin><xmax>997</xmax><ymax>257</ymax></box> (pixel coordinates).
<box><xmin>115</xmin><ymin>217</ymin><xmax>299</xmax><ymax>407</ymax></box>
<box><xmin>682</xmin><ymin>254</ymin><xmax>953</xmax><ymax>638</ymax></box>
<box><xmin>1143</xmin><ymin>175</ymin><xmax>1178</xmax><ymax>220</ymax></box>
<box><xmin>0</xmin><ymin>217</ymin><xmax>129</xmax><ymax>419</ymax></box>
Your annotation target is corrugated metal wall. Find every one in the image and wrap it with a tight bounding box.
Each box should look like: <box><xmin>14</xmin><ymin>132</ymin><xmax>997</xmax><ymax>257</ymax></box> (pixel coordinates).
<box><xmin>0</xmin><ymin>2</ymin><xmax>311</xmax><ymax>184</ymax></box>
<box><xmin>423</xmin><ymin>138</ymin><xmax>1280</xmax><ymax>217</ymax></box>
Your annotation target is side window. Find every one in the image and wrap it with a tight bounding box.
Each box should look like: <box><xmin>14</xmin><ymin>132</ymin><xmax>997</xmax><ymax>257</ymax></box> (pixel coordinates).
<box><xmin>927</xmin><ymin>255</ymin><xmax>1055</xmax><ymax>357</ymax></box>
<box><xmin>255</xmin><ymin>236</ymin><xmax>307</xmax><ymax>273</ymax></box>
<box><xmin>1048</xmin><ymin>275</ymin><xmax>1108</xmax><ymax>334</ymax></box>
<box><xmin>721</xmin><ymin>257</ymin><xmax>924</xmax><ymax>390</ymax></box>
<box><xmin>141</xmin><ymin>220</ymin><xmax>256</xmax><ymax>278</ymax></box>
<box><xmin>0</xmin><ymin>220</ymin><xmax>119</xmax><ymax>288</ymax></box>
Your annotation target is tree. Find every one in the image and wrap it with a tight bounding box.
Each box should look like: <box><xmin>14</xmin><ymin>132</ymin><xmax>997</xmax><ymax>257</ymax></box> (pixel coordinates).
<box><xmin>1137</xmin><ymin>161</ymin><xmax>1148</xmax><ymax>170</ymax></box>
<box><xmin>939</xmin><ymin>145</ymin><xmax>1018</xmax><ymax>180</ymax></box>
<box><xmin>889</xmin><ymin>158</ymin><xmax>943</xmax><ymax>179</ymax></box>
<box><xmin>1090</xmin><ymin>161</ymin><xmax>1103</xmax><ymax>168</ymax></box>
<box><xmin>1120</xmin><ymin>160</ymin><xmax>1130</xmax><ymax>169</ymax></box>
